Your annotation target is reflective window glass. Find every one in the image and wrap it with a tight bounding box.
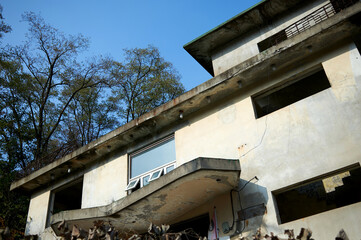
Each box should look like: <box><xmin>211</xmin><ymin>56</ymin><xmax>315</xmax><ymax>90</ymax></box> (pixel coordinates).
<box><xmin>165</xmin><ymin>165</ymin><xmax>175</xmax><ymax>173</ymax></box>
<box><xmin>130</xmin><ymin>137</ymin><xmax>175</xmax><ymax>178</ymax></box>
<box><xmin>149</xmin><ymin>169</ymin><xmax>163</xmax><ymax>181</ymax></box>
<box><xmin>126</xmin><ymin>179</ymin><xmax>139</xmax><ymax>190</ymax></box>
<box><xmin>143</xmin><ymin>175</ymin><xmax>150</xmax><ymax>186</ymax></box>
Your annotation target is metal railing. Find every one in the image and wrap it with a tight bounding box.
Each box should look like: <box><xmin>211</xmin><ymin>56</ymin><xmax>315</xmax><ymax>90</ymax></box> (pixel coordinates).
<box><xmin>284</xmin><ymin>2</ymin><xmax>336</xmax><ymax>39</ymax></box>
<box><xmin>258</xmin><ymin>0</ymin><xmax>359</xmax><ymax>51</ymax></box>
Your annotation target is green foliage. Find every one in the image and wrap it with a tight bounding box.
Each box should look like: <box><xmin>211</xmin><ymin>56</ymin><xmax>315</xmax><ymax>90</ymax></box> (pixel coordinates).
<box><xmin>0</xmin><ymin>7</ymin><xmax>29</xmax><ymax>236</ymax></box>
<box><xmin>0</xmin><ymin>7</ymin><xmax>185</xmax><ymax>238</ymax></box>
<box><xmin>0</xmin><ymin>160</ymin><xmax>29</xmax><ymax>234</ymax></box>
<box><xmin>0</xmin><ymin>5</ymin><xmax>11</xmax><ymax>39</ymax></box>
<box><xmin>61</xmin><ymin>86</ymin><xmax>118</xmax><ymax>149</ymax></box>
<box><xmin>0</xmin><ymin>57</ymin><xmax>35</xmax><ymax>170</ymax></box>
<box><xmin>109</xmin><ymin>46</ymin><xmax>185</xmax><ymax>123</ymax></box>
<box><xmin>4</xmin><ymin>12</ymin><xmax>109</xmax><ymax>164</ymax></box>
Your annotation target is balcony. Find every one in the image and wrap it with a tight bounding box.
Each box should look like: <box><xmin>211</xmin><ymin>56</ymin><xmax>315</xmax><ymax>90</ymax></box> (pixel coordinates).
<box><xmin>258</xmin><ymin>0</ymin><xmax>360</xmax><ymax>52</ymax></box>
<box><xmin>49</xmin><ymin>158</ymin><xmax>241</xmax><ymax>236</ymax></box>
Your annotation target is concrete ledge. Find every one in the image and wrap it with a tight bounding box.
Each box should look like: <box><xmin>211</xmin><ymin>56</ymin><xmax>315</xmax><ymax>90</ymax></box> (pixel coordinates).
<box><xmin>10</xmin><ymin>1</ymin><xmax>361</xmax><ymax>194</ymax></box>
<box><xmin>183</xmin><ymin>0</ymin><xmax>314</xmax><ymax>76</ymax></box>
<box><xmin>50</xmin><ymin>157</ymin><xmax>241</xmax><ymax>235</ymax></box>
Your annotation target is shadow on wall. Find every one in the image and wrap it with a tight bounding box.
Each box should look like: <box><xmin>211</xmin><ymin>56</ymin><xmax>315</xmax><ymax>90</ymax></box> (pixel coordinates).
<box><xmin>228</xmin><ymin>179</ymin><xmax>353</xmax><ymax>240</ymax></box>
<box><xmin>238</xmin><ymin>179</ymin><xmax>268</xmax><ymax>235</ymax></box>
<box><xmin>221</xmin><ymin>178</ymin><xmax>269</xmax><ymax>236</ymax></box>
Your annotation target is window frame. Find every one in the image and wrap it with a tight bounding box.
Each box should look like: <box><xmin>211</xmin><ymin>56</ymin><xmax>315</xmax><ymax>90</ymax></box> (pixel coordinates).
<box><xmin>127</xmin><ymin>135</ymin><xmax>176</xmax><ymax>192</ymax></box>
<box><xmin>46</xmin><ymin>176</ymin><xmax>84</xmax><ymax>227</ymax></box>
<box><xmin>149</xmin><ymin>168</ymin><xmax>163</xmax><ymax>182</ymax></box>
<box><xmin>252</xmin><ymin>66</ymin><xmax>331</xmax><ymax>119</ymax></box>
<box><xmin>273</xmin><ymin>163</ymin><xmax>361</xmax><ymax>224</ymax></box>
<box><xmin>125</xmin><ymin>178</ymin><xmax>140</xmax><ymax>191</ymax></box>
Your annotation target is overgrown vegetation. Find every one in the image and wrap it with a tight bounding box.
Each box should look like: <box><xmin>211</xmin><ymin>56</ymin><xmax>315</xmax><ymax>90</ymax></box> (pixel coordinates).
<box><xmin>55</xmin><ymin>221</ymin><xmax>204</xmax><ymax>240</ymax></box>
<box><xmin>0</xmin><ymin>6</ymin><xmax>185</xmax><ymax>239</ymax></box>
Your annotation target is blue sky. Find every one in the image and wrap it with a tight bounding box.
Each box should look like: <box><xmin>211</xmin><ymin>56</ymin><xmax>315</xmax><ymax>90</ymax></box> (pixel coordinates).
<box><xmin>1</xmin><ymin>0</ymin><xmax>261</xmax><ymax>90</ymax></box>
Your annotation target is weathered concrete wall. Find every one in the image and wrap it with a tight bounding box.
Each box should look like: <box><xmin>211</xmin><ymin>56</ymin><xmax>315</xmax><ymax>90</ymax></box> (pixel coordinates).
<box><xmin>176</xmin><ymin>41</ymin><xmax>361</xmax><ymax>239</ymax></box>
<box><xmin>82</xmin><ymin>153</ymin><xmax>128</xmax><ymax>208</ymax></box>
<box><xmin>38</xmin><ymin>227</ymin><xmax>59</xmax><ymax>240</ymax></box>
<box><xmin>24</xmin><ymin>153</ymin><xmax>129</xmax><ymax>237</ymax></box>
<box><xmin>24</xmin><ymin>35</ymin><xmax>361</xmax><ymax>240</ymax></box>
<box><xmin>25</xmin><ymin>190</ymin><xmax>50</xmax><ymax>236</ymax></box>
<box><xmin>212</xmin><ymin>0</ymin><xmax>328</xmax><ymax>75</ymax></box>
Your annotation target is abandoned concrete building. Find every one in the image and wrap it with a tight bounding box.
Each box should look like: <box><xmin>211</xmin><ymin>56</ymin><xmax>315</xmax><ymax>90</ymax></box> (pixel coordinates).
<box><xmin>10</xmin><ymin>0</ymin><xmax>361</xmax><ymax>239</ymax></box>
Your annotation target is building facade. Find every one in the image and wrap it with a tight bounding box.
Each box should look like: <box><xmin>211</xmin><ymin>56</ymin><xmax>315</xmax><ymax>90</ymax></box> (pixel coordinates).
<box><xmin>11</xmin><ymin>0</ymin><xmax>361</xmax><ymax>239</ymax></box>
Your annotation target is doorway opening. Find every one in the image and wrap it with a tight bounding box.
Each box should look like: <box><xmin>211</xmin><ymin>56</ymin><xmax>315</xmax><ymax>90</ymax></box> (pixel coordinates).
<box><xmin>170</xmin><ymin>214</ymin><xmax>210</xmax><ymax>240</ymax></box>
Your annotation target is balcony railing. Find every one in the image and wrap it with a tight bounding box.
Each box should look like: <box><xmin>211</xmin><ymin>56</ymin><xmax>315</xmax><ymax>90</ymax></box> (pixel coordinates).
<box><xmin>258</xmin><ymin>0</ymin><xmax>360</xmax><ymax>52</ymax></box>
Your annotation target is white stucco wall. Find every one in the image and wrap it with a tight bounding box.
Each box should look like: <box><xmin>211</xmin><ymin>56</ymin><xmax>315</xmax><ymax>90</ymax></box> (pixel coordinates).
<box><xmin>25</xmin><ymin>153</ymin><xmax>129</xmax><ymax>237</ymax></box>
<box><xmin>25</xmin><ymin>190</ymin><xmax>50</xmax><ymax>236</ymax></box>
<box><xmin>176</xmin><ymin>42</ymin><xmax>361</xmax><ymax>239</ymax></box>
<box><xmin>24</xmin><ymin>37</ymin><xmax>361</xmax><ymax>240</ymax></box>
<box><xmin>212</xmin><ymin>0</ymin><xmax>329</xmax><ymax>75</ymax></box>
<box><xmin>82</xmin><ymin>153</ymin><xmax>128</xmax><ymax>208</ymax></box>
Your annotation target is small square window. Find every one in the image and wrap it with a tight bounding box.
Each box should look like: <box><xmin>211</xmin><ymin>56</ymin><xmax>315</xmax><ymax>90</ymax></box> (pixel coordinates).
<box><xmin>165</xmin><ymin>164</ymin><xmax>175</xmax><ymax>173</ymax></box>
<box><xmin>149</xmin><ymin>169</ymin><xmax>163</xmax><ymax>182</ymax></box>
<box><xmin>126</xmin><ymin>179</ymin><xmax>140</xmax><ymax>191</ymax></box>
<box><xmin>142</xmin><ymin>175</ymin><xmax>151</xmax><ymax>186</ymax></box>
<box><xmin>51</xmin><ymin>178</ymin><xmax>83</xmax><ymax>214</ymax></box>
<box><xmin>47</xmin><ymin>177</ymin><xmax>83</xmax><ymax>227</ymax></box>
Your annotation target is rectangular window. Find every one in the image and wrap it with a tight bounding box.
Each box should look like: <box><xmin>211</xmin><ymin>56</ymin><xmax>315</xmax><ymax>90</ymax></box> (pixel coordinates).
<box><xmin>51</xmin><ymin>178</ymin><xmax>83</xmax><ymax>214</ymax></box>
<box><xmin>252</xmin><ymin>68</ymin><xmax>331</xmax><ymax>118</ymax></box>
<box><xmin>127</xmin><ymin>135</ymin><xmax>176</xmax><ymax>191</ymax></box>
<box><xmin>273</xmin><ymin>164</ymin><xmax>361</xmax><ymax>224</ymax></box>
<box><xmin>46</xmin><ymin>177</ymin><xmax>83</xmax><ymax>227</ymax></box>
<box><xmin>258</xmin><ymin>30</ymin><xmax>288</xmax><ymax>52</ymax></box>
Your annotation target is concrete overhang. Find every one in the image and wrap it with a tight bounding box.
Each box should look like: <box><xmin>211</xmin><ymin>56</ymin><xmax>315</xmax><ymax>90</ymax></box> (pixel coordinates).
<box><xmin>183</xmin><ymin>0</ymin><xmax>314</xmax><ymax>76</ymax></box>
<box><xmin>10</xmin><ymin>1</ymin><xmax>361</xmax><ymax>194</ymax></box>
<box><xmin>50</xmin><ymin>158</ymin><xmax>241</xmax><ymax>235</ymax></box>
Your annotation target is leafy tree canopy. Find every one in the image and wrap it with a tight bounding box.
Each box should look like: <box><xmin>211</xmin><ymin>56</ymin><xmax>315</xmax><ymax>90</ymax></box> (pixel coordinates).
<box><xmin>0</xmin><ymin>8</ymin><xmax>185</xmax><ymax>237</ymax></box>
<box><xmin>109</xmin><ymin>46</ymin><xmax>185</xmax><ymax>123</ymax></box>
<box><xmin>0</xmin><ymin>5</ymin><xmax>11</xmax><ymax>39</ymax></box>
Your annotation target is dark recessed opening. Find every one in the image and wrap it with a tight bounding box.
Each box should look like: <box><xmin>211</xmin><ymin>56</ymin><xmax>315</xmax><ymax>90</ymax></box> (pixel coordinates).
<box><xmin>252</xmin><ymin>69</ymin><xmax>331</xmax><ymax>118</ymax></box>
<box><xmin>330</xmin><ymin>0</ymin><xmax>359</xmax><ymax>13</ymax></box>
<box><xmin>274</xmin><ymin>165</ymin><xmax>361</xmax><ymax>224</ymax></box>
<box><xmin>258</xmin><ymin>29</ymin><xmax>288</xmax><ymax>52</ymax></box>
<box><xmin>354</xmin><ymin>35</ymin><xmax>361</xmax><ymax>55</ymax></box>
<box><xmin>52</xmin><ymin>178</ymin><xmax>83</xmax><ymax>215</ymax></box>
<box><xmin>170</xmin><ymin>214</ymin><xmax>210</xmax><ymax>239</ymax></box>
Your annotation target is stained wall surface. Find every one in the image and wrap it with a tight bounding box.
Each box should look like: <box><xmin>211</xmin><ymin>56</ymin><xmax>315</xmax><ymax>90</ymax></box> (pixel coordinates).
<box><xmin>176</xmin><ymin>42</ymin><xmax>361</xmax><ymax>239</ymax></box>
<box><xmin>24</xmin><ymin>28</ymin><xmax>361</xmax><ymax>240</ymax></box>
<box><xmin>82</xmin><ymin>154</ymin><xmax>128</xmax><ymax>208</ymax></box>
<box><xmin>211</xmin><ymin>0</ymin><xmax>328</xmax><ymax>75</ymax></box>
<box><xmin>25</xmin><ymin>190</ymin><xmax>50</xmax><ymax>236</ymax></box>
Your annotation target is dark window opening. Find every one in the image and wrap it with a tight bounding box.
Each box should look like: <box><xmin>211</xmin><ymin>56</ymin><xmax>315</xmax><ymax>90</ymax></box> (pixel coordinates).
<box><xmin>330</xmin><ymin>0</ymin><xmax>359</xmax><ymax>13</ymax></box>
<box><xmin>258</xmin><ymin>30</ymin><xmax>287</xmax><ymax>52</ymax></box>
<box><xmin>252</xmin><ymin>69</ymin><xmax>331</xmax><ymax>118</ymax></box>
<box><xmin>274</xmin><ymin>165</ymin><xmax>361</xmax><ymax>224</ymax></box>
<box><xmin>354</xmin><ymin>35</ymin><xmax>361</xmax><ymax>55</ymax></box>
<box><xmin>170</xmin><ymin>214</ymin><xmax>210</xmax><ymax>240</ymax></box>
<box><xmin>52</xmin><ymin>178</ymin><xmax>83</xmax><ymax>215</ymax></box>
